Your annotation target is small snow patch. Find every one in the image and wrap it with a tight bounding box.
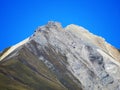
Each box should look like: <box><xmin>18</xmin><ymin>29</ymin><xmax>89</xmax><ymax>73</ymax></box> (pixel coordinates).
<box><xmin>0</xmin><ymin>38</ymin><xmax>29</xmax><ymax>61</ymax></box>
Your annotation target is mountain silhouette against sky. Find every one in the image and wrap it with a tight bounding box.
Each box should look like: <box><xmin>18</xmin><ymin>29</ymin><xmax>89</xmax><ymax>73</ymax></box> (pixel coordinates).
<box><xmin>0</xmin><ymin>21</ymin><xmax>120</xmax><ymax>90</ymax></box>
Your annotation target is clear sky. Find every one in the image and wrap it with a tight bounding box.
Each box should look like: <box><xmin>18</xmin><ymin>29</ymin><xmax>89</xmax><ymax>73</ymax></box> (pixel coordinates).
<box><xmin>0</xmin><ymin>0</ymin><xmax>120</xmax><ymax>51</ymax></box>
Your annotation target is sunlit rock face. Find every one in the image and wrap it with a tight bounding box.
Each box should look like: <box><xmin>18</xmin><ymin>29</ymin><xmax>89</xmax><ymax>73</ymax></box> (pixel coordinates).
<box><xmin>0</xmin><ymin>21</ymin><xmax>120</xmax><ymax>90</ymax></box>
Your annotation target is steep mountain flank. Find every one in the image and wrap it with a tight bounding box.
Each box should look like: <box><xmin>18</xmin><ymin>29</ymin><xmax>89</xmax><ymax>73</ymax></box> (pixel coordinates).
<box><xmin>0</xmin><ymin>21</ymin><xmax>120</xmax><ymax>90</ymax></box>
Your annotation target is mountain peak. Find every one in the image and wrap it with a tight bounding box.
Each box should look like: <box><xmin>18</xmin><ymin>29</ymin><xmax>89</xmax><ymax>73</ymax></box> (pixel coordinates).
<box><xmin>0</xmin><ymin>22</ymin><xmax>120</xmax><ymax>90</ymax></box>
<box><xmin>46</xmin><ymin>21</ymin><xmax>62</xmax><ymax>28</ymax></box>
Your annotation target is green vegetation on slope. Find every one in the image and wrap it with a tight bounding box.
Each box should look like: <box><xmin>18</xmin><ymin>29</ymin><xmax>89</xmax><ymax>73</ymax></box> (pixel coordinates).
<box><xmin>0</xmin><ymin>47</ymin><xmax>67</xmax><ymax>90</ymax></box>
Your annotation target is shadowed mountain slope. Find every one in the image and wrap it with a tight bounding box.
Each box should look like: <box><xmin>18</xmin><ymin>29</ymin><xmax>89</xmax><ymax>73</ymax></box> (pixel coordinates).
<box><xmin>0</xmin><ymin>21</ymin><xmax>120</xmax><ymax>90</ymax></box>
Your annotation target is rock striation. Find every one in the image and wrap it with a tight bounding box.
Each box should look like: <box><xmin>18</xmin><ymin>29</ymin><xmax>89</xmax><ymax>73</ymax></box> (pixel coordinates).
<box><xmin>0</xmin><ymin>21</ymin><xmax>120</xmax><ymax>90</ymax></box>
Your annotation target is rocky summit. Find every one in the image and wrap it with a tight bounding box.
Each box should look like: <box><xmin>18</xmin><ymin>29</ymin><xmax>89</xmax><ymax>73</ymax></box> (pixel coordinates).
<box><xmin>0</xmin><ymin>21</ymin><xmax>120</xmax><ymax>90</ymax></box>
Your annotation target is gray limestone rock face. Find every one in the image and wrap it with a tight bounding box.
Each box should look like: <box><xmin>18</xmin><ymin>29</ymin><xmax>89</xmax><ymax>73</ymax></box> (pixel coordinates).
<box><xmin>0</xmin><ymin>21</ymin><xmax>120</xmax><ymax>90</ymax></box>
<box><xmin>27</xmin><ymin>21</ymin><xmax>120</xmax><ymax>90</ymax></box>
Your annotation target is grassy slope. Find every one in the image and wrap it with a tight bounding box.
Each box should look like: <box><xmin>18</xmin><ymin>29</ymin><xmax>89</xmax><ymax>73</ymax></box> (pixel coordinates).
<box><xmin>0</xmin><ymin>47</ymin><xmax>67</xmax><ymax>90</ymax></box>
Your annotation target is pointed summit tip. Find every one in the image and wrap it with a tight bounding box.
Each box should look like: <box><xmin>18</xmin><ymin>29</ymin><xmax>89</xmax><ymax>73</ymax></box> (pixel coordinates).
<box><xmin>46</xmin><ymin>21</ymin><xmax>62</xmax><ymax>29</ymax></box>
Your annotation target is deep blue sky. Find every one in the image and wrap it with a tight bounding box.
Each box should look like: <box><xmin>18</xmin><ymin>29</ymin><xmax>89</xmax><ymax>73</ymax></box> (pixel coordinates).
<box><xmin>0</xmin><ymin>0</ymin><xmax>120</xmax><ymax>51</ymax></box>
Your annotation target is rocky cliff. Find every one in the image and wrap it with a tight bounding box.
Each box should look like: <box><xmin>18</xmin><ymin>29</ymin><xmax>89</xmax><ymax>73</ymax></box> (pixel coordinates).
<box><xmin>0</xmin><ymin>21</ymin><xmax>120</xmax><ymax>90</ymax></box>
